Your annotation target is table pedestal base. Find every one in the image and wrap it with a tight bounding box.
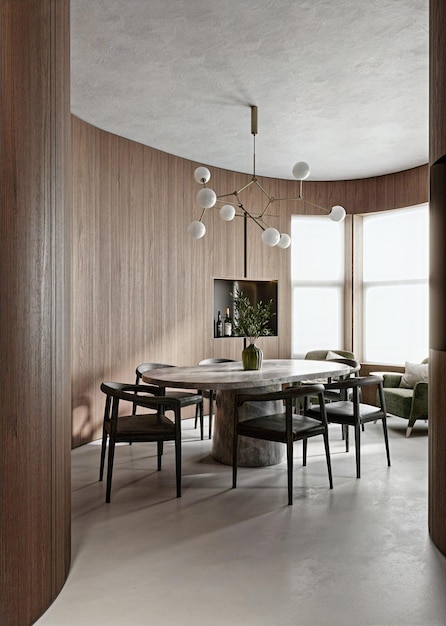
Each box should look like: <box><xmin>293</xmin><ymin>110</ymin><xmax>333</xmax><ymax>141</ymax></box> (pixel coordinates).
<box><xmin>211</xmin><ymin>386</ymin><xmax>285</xmax><ymax>467</ymax></box>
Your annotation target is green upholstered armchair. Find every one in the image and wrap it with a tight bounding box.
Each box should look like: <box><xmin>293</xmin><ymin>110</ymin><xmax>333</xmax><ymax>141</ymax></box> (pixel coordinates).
<box><xmin>380</xmin><ymin>359</ymin><xmax>428</xmax><ymax>437</ymax></box>
<box><xmin>305</xmin><ymin>349</ymin><xmax>355</xmax><ymax>361</ymax></box>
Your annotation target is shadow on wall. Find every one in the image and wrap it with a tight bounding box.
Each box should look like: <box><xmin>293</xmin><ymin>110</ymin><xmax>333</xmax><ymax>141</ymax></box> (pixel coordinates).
<box><xmin>71</xmin><ymin>353</ymin><xmax>159</xmax><ymax>448</ymax></box>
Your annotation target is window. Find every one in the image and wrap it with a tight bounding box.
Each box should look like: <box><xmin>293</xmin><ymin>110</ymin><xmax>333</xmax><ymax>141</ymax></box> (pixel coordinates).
<box><xmin>291</xmin><ymin>216</ymin><xmax>345</xmax><ymax>357</ymax></box>
<box><xmin>290</xmin><ymin>204</ymin><xmax>429</xmax><ymax>365</ymax></box>
<box><xmin>362</xmin><ymin>204</ymin><xmax>429</xmax><ymax>364</ymax></box>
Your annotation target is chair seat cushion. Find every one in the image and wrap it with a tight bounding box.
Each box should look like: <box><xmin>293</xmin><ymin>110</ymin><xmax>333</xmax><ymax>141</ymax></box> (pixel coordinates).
<box><xmin>237</xmin><ymin>413</ymin><xmax>326</xmax><ymax>443</ymax></box>
<box><xmin>165</xmin><ymin>391</ymin><xmax>203</xmax><ymax>406</ymax></box>
<box><xmin>382</xmin><ymin>388</ymin><xmax>413</xmax><ymax>419</ymax></box>
<box><xmin>307</xmin><ymin>401</ymin><xmax>384</xmax><ymax>424</ymax></box>
<box><xmin>106</xmin><ymin>413</ymin><xmax>176</xmax><ymax>440</ymax></box>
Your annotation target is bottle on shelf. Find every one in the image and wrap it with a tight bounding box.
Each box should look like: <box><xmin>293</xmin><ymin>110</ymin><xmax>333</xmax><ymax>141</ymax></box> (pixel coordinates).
<box><xmin>224</xmin><ymin>307</ymin><xmax>232</xmax><ymax>337</ymax></box>
<box><xmin>216</xmin><ymin>310</ymin><xmax>223</xmax><ymax>337</ymax></box>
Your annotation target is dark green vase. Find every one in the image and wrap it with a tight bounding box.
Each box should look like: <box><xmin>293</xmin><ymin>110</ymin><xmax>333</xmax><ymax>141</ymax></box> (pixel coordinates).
<box><xmin>242</xmin><ymin>343</ymin><xmax>263</xmax><ymax>370</ymax></box>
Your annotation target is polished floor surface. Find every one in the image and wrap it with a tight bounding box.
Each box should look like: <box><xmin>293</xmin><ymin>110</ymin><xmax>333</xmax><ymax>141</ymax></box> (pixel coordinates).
<box><xmin>37</xmin><ymin>417</ymin><xmax>446</xmax><ymax>626</ymax></box>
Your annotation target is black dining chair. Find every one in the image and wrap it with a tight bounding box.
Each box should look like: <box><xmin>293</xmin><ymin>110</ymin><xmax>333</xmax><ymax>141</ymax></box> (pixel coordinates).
<box><xmin>100</xmin><ymin>382</ymin><xmax>201</xmax><ymax>502</ymax></box>
<box><xmin>305</xmin><ymin>375</ymin><xmax>390</xmax><ymax>478</ymax></box>
<box><xmin>133</xmin><ymin>362</ymin><xmax>203</xmax><ymax>430</ymax></box>
<box><xmin>323</xmin><ymin>357</ymin><xmax>363</xmax><ymax>439</ymax></box>
<box><xmin>232</xmin><ymin>383</ymin><xmax>332</xmax><ymax>505</ymax></box>
<box><xmin>194</xmin><ymin>358</ymin><xmax>236</xmax><ymax>439</ymax></box>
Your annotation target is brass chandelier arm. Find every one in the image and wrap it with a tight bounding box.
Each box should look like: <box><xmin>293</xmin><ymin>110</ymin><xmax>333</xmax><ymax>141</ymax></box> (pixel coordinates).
<box><xmin>189</xmin><ymin>105</ymin><xmax>345</xmax><ymax>246</ymax></box>
<box><xmin>271</xmin><ymin>195</ymin><xmax>331</xmax><ymax>214</ymax></box>
<box><xmin>236</xmin><ymin>196</ymin><xmax>267</xmax><ymax>232</ymax></box>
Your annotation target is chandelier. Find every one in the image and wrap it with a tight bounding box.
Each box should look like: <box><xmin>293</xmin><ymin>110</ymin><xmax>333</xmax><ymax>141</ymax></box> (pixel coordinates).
<box><xmin>188</xmin><ymin>106</ymin><xmax>346</xmax><ymax>248</ymax></box>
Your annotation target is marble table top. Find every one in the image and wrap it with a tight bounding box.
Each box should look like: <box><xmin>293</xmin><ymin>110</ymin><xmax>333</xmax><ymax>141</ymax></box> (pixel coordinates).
<box><xmin>141</xmin><ymin>359</ymin><xmax>350</xmax><ymax>391</ymax></box>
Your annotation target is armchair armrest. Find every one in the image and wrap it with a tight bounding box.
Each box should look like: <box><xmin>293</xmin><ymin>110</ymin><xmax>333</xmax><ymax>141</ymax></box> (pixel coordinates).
<box><xmin>382</xmin><ymin>373</ymin><xmax>403</xmax><ymax>388</ymax></box>
<box><xmin>411</xmin><ymin>381</ymin><xmax>429</xmax><ymax>420</ymax></box>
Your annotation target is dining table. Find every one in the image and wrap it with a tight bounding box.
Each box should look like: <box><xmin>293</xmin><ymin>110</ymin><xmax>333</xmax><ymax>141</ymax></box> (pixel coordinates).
<box><xmin>142</xmin><ymin>358</ymin><xmax>350</xmax><ymax>467</ymax></box>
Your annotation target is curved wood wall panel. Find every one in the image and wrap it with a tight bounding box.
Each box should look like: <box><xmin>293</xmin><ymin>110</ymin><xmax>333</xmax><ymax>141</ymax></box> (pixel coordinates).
<box><xmin>0</xmin><ymin>1</ymin><xmax>71</xmax><ymax>624</ymax></box>
<box><xmin>430</xmin><ymin>0</ymin><xmax>446</xmax><ymax>165</ymax></box>
<box><xmin>429</xmin><ymin>0</ymin><xmax>446</xmax><ymax>556</ymax></box>
<box><xmin>72</xmin><ymin>115</ymin><xmax>428</xmax><ymax>449</ymax></box>
<box><xmin>429</xmin><ymin>349</ymin><xmax>446</xmax><ymax>555</ymax></box>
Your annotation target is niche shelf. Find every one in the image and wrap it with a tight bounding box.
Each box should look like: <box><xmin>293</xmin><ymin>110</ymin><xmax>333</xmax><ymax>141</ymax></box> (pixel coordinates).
<box><xmin>213</xmin><ymin>278</ymin><xmax>278</xmax><ymax>338</ymax></box>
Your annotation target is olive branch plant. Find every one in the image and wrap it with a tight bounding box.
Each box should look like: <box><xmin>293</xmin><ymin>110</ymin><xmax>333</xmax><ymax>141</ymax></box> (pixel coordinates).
<box><xmin>231</xmin><ymin>287</ymin><xmax>275</xmax><ymax>344</ymax></box>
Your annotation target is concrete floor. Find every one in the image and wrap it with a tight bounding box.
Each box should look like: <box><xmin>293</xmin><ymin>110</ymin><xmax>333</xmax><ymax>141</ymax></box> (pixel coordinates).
<box><xmin>36</xmin><ymin>417</ymin><xmax>446</xmax><ymax>626</ymax></box>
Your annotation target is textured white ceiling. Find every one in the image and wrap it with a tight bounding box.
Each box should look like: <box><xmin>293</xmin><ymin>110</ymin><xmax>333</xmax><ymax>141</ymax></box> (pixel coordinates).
<box><xmin>71</xmin><ymin>0</ymin><xmax>428</xmax><ymax>181</ymax></box>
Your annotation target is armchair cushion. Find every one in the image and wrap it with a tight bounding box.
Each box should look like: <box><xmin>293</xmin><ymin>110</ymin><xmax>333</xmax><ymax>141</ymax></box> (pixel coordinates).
<box><xmin>305</xmin><ymin>349</ymin><xmax>355</xmax><ymax>361</ymax></box>
<box><xmin>326</xmin><ymin>350</ymin><xmax>346</xmax><ymax>360</ymax></box>
<box><xmin>382</xmin><ymin>387</ymin><xmax>414</xmax><ymax>419</ymax></box>
<box><xmin>400</xmin><ymin>361</ymin><xmax>429</xmax><ymax>389</ymax></box>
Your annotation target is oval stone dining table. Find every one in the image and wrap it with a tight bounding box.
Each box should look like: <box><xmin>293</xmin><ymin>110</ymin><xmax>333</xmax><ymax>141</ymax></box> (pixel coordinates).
<box><xmin>142</xmin><ymin>359</ymin><xmax>350</xmax><ymax>467</ymax></box>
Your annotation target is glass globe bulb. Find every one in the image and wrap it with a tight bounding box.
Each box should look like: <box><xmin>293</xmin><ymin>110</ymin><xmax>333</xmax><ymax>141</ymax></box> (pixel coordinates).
<box><xmin>261</xmin><ymin>227</ymin><xmax>280</xmax><ymax>247</ymax></box>
<box><xmin>292</xmin><ymin>161</ymin><xmax>311</xmax><ymax>180</ymax></box>
<box><xmin>220</xmin><ymin>204</ymin><xmax>236</xmax><ymax>221</ymax></box>
<box><xmin>188</xmin><ymin>221</ymin><xmax>206</xmax><ymax>239</ymax></box>
<box><xmin>193</xmin><ymin>166</ymin><xmax>211</xmax><ymax>184</ymax></box>
<box><xmin>196</xmin><ymin>187</ymin><xmax>217</xmax><ymax>209</ymax></box>
<box><xmin>278</xmin><ymin>233</ymin><xmax>291</xmax><ymax>249</ymax></box>
<box><xmin>329</xmin><ymin>205</ymin><xmax>346</xmax><ymax>222</ymax></box>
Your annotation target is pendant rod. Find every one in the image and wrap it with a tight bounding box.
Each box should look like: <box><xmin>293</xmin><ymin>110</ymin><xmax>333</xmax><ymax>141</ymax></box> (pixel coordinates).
<box><xmin>251</xmin><ymin>105</ymin><xmax>257</xmax><ymax>178</ymax></box>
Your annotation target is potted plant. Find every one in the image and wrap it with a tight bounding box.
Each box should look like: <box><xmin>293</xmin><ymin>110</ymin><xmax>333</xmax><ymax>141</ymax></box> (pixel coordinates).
<box><xmin>232</xmin><ymin>287</ymin><xmax>275</xmax><ymax>370</ymax></box>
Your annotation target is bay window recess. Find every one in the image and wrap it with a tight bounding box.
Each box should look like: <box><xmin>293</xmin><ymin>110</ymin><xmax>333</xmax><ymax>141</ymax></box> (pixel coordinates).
<box><xmin>291</xmin><ymin>204</ymin><xmax>429</xmax><ymax>365</ymax></box>
<box><xmin>361</xmin><ymin>204</ymin><xmax>429</xmax><ymax>364</ymax></box>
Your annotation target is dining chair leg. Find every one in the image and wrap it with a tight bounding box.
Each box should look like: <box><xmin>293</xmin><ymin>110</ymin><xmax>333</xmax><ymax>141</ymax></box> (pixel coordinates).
<box><xmin>382</xmin><ymin>417</ymin><xmax>391</xmax><ymax>466</ymax></box>
<box><xmin>302</xmin><ymin>438</ymin><xmax>308</xmax><ymax>466</ymax></box>
<box><xmin>157</xmin><ymin>441</ymin><xmax>163</xmax><ymax>471</ymax></box>
<box><xmin>194</xmin><ymin>391</ymin><xmax>203</xmax><ymax>431</ymax></box>
<box><xmin>208</xmin><ymin>391</ymin><xmax>214</xmax><ymax>439</ymax></box>
<box><xmin>354</xmin><ymin>423</ymin><xmax>361</xmax><ymax>478</ymax></box>
<box><xmin>194</xmin><ymin>404</ymin><xmax>199</xmax><ymax>429</ymax></box>
<box><xmin>344</xmin><ymin>424</ymin><xmax>349</xmax><ymax>452</ymax></box>
<box><xmin>287</xmin><ymin>436</ymin><xmax>293</xmax><ymax>505</ymax></box>
<box><xmin>323</xmin><ymin>430</ymin><xmax>333</xmax><ymax>489</ymax></box>
<box><xmin>232</xmin><ymin>431</ymin><xmax>239</xmax><ymax>489</ymax></box>
<box><xmin>105</xmin><ymin>438</ymin><xmax>116</xmax><ymax>503</ymax></box>
<box><xmin>175</xmin><ymin>436</ymin><xmax>182</xmax><ymax>498</ymax></box>
<box><xmin>99</xmin><ymin>428</ymin><xmax>107</xmax><ymax>481</ymax></box>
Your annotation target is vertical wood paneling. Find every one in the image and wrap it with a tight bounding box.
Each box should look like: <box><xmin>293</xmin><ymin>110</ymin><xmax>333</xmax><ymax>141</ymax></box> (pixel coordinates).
<box><xmin>429</xmin><ymin>349</ymin><xmax>446</xmax><ymax>554</ymax></box>
<box><xmin>429</xmin><ymin>0</ymin><xmax>446</xmax><ymax>556</ymax></box>
<box><xmin>0</xmin><ymin>1</ymin><xmax>71</xmax><ymax>624</ymax></box>
<box><xmin>71</xmin><ymin>116</ymin><xmax>428</xmax><ymax>446</ymax></box>
<box><xmin>430</xmin><ymin>0</ymin><xmax>446</xmax><ymax>165</ymax></box>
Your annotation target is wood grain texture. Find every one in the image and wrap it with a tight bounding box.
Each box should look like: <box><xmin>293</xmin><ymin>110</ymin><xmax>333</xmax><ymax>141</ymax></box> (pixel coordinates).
<box><xmin>429</xmin><ymin>0</ymin><xmax>446</xmax><ymax>556</ymax></box>
<box><xmin>0</xmin><ymin>1</ymin><xmax>71</xmax><ymax>624</ymax></box>
<box><xmin>430</xmin><ymin>0</ymin><xmax>446</xmax><ymax>165</ymax></box>
<box><xmin>72</xmin><ymin>116</ymin><xmax>428</xmax><ymax>447</ymax></box>
<box><xmin>429</xmin><ymin>349</ymin><xmax>446</xmax><ymax>554</ymax></box>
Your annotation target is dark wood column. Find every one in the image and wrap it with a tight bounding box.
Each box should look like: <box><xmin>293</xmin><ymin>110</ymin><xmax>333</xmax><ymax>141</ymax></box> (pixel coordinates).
<box><xmin>429</xmin><ymin>0</ymin><xmax>446</xmax><ymax>555</ymax></box>
<box><xmin>0</xmin><ymin>1</ymin><xmax>71</xmax><ymax>624</ymax></box>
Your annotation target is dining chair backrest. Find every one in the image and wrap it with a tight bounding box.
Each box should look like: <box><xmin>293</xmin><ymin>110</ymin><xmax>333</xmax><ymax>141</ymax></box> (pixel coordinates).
<box><xmin>197</xmin><ymin>358</ymin><xmax>236</xmax><ymax>366</ymax></box>
<box><xmin>326</xmin><ymin>357</ymin><xmax>360</xmax><ymax>376</ymax></box>
<box><xmin>135</xmin><ymin>362</ymin><xmax>175</xmax><ymax>384</ymax></box>
<box><xmin>324</xmin><ymin>374</ymin><xmax>385</xmax><ymax>397</ymax></box>
<box><xmin>132</xmin><ymin>363</ymin><xmax>203</xmax><ymax>427</ymax></box>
